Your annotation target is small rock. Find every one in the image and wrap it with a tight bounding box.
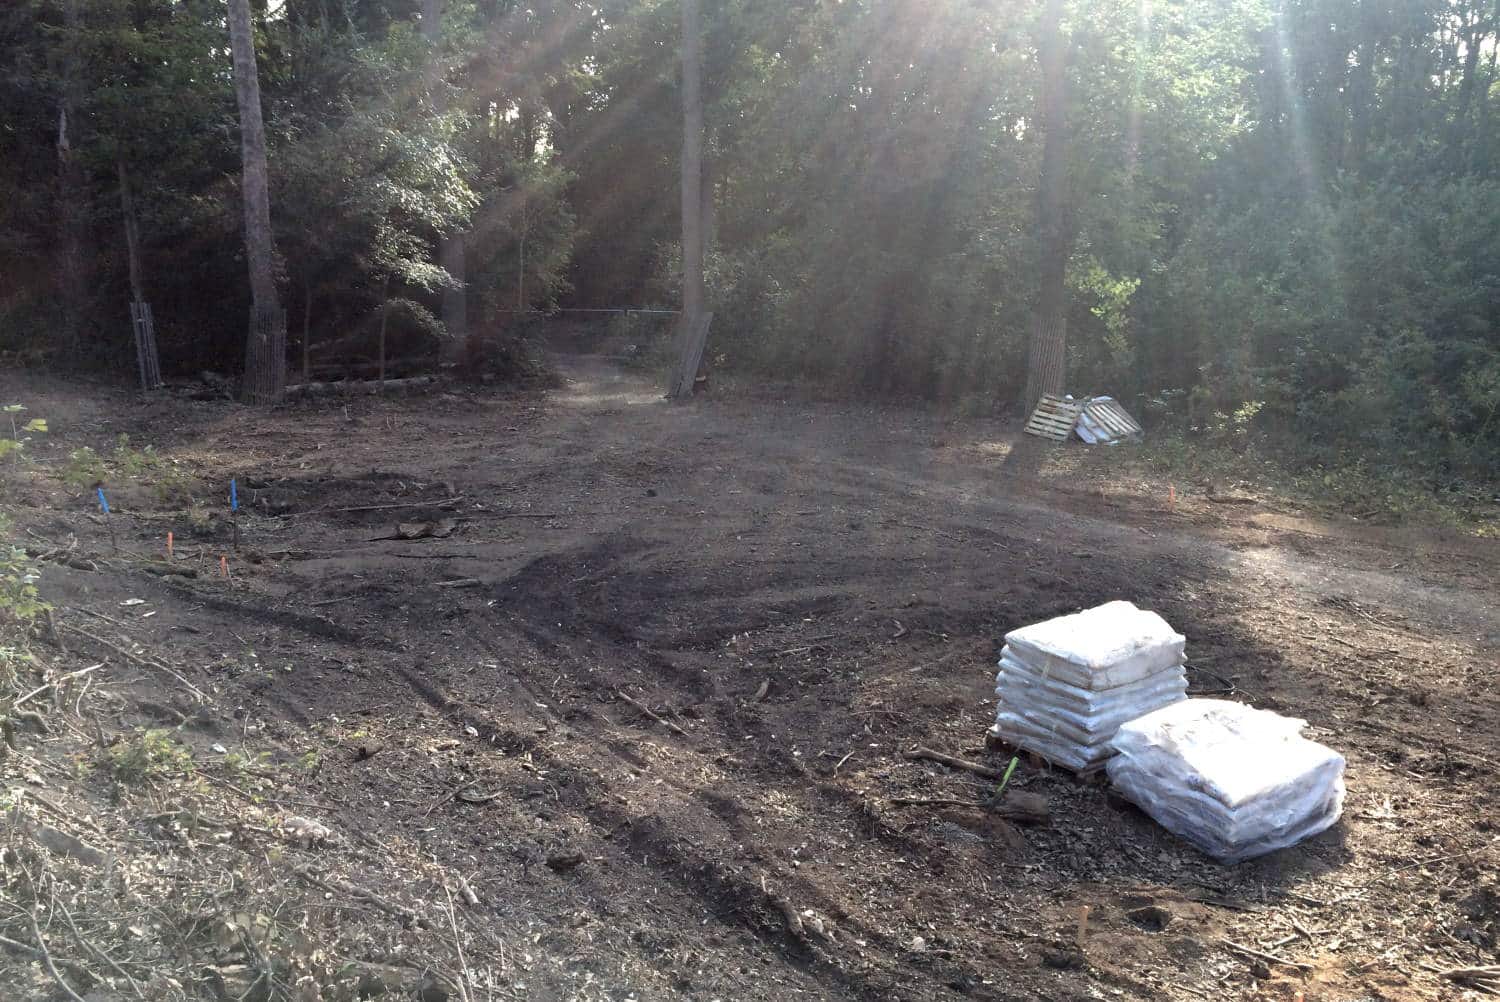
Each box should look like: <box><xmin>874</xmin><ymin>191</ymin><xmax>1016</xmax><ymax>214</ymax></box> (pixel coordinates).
<box><xmin>1041</xmin><ymin>947</ymin><xmax>1085</xmax><ymax>970</ymax></box>
<box><xmin>545</xmin><ymin>850</ymin><xmax>585</xmax><ymax>872</ymax></box>
<box><xmin>211</xmin><ymin>743</ymin><xmax>228</xmax><ymax>754</ymax></box>
<box><xmin>280</xmin><ymin>816</ymin><xmax>333</xmax><ymax>847</ymax></box>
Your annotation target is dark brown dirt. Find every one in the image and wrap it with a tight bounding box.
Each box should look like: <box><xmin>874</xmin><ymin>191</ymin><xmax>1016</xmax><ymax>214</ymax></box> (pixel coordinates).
<box><xmin>2</xmin><ymin>353</ymin><xmax>1498</xmax><ymax>1001</ymax></box>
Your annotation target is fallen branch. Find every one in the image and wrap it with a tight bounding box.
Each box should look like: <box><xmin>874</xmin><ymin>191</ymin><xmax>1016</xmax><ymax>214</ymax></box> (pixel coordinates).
<box><xmin>615</xmin><ymin>690</ymin><xmax>688</xmax><ymax>737</ymax></box>
<box><xmin>433</xmin><ymin>578</ymin><xmax>482</xmax><ymax>589</ymax></box>
<box><xmin>8</xmin><ymin>805</ymin><xmax>110</xmax><ymax>868</ymax></box>
<box><xmin>294</xmin><ymin>496</ymin><xmax>464</xmax><ymax>517</ymax></box>
<box><xmin>1206</xmin><ymin>493</ymin><xmax>1258</xmax><ymax>505</ymax></box>
<box><xmin>760</xmin><ymin>874</ymin><xmax>835</xmax><ymax>946</ymax></box>
<box><xmin>283</xmin><ymin>375</ymin><xmax>440</xmax><ymax>397</ymax></box>
<box><xmin>902</xmin><ymin>746</ymin><xmax>1003</xmax><ymax>781</ymax></box>
<box><xmin>1221</xmin><ymin>938</ymin><xmax>1312</xmax><ymax>971</ymax></box>
<box><xmin>440</xmin><ymin>883</ymin><xmax>474</xmax><ymax>1002</ymax></box>
<box><xmin>28</xmin><ymin>910</ymin><xmax>88</xmax><ymax>1002</ymax></box>
<box><xmin>60</xmin><ymin>623</ymin><xmax>206</xmax><ymax>703</ymax></box>
<box><xmin>295</xmin><ymin>867</ymin><xmax>426</xmax><ymax>929</ymax></box>
<box><xmin>0</xmin><ymin>931</ymin><xmax>99</xmax><ymax>987</ymax></box>
<box><xmin>58</xmin><ymin>896</ymin><xmax>145</xmax><ymax>999</ymax></box>
<box><xmin>14</xmin><ymin>663</ymin><xmax>104</xmax><ymax>709</ymax></box>
<box><xmin>1432</xmin><ymin>965</ymin><xmax>1500</xmax><ymax>995</ymax></box>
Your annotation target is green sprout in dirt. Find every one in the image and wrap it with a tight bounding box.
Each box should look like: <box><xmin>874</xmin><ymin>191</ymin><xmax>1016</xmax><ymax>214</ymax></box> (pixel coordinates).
<box><xmin>0</xmin><ymin>514</ymin><xmax>47</xmax><ymax>627</ymax></box>
<box><xmin>104</xmin><ymin>728</ymin><xmax>194</xmax><ymax>785</ymax></box>
<box><xmin>993</xmin><ymin>756</ymin><xmax>1020</xmax><ymax>800</ymax></box>
<box><xmin>1</xmin><ymin>404</ymin><xmax>46</xmax><ymax>467</ymax></box>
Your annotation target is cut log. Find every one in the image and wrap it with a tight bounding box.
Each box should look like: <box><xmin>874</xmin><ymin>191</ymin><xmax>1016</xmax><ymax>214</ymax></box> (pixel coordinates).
<box><xmin>283</xmin><ymin>375</ymin><xmax>439</xmax><ymax>398</ymax></box>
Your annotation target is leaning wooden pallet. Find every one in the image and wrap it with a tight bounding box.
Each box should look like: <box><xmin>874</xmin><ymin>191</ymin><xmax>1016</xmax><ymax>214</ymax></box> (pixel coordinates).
<box><xmin>1023</xmin><ymin>394</ymin><xmax>1084</xmax><ymax>441</ymax></box>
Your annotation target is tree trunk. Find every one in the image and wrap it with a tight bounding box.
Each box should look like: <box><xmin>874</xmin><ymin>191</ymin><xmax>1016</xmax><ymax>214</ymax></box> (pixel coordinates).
<box><xmin>117</xmin><ymin>159</ymin><xmax>146</xmax><ymax>304</ymax></box>
<box><xmin>1450</xmin><ymin>5</ymin><xmax>1485</xmax><ymax>160</ymax></box>
<box><xmin>378</xmin><ymin>277</ymin><xmax>390</xmax><ymax>388</ymax></box>
<box><xmin>701</xmin><ymin>155</ymin><xmax>716</xmax><ymax>255</ymax></box>
<box><xmin>1023</xmin><ymin>0</ymin><xmax>1070</xmax><ymax>415</ymax></box>
<box><xmin>516</xmin><ymin>198</ymin><xmax>527</xmax><ymax>310</ymax></box>
<box><xmin>421</xmin><ymin>0</ymin><xmax>468</xmax><ymax>359</ymax></box>
<box><xmin>1480</xmin><ymin>4</ymin><xmax>1500</xmax><ymax>169</ymax></box>
<box><xmin>56</xmin><ymin>0</ymin><xmax>90</xmax><ymax>356</ymax></box>
<box><xmin>301</xmin><ymin>277</ymin><xmax>312</xmax><ymax>382</ymax></box>
<box><xmin>670</xmin><ymin>0</ymin><xmax>705</xmax><ymax>401</ymax></box>
<box><xmin>228</xmin><ymin>0</ymin><xmax>286</xmax><ymax>403</ymax></box>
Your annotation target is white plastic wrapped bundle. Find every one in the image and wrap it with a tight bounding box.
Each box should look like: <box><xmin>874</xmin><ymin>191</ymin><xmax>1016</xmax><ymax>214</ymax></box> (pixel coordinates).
<box><xmin>1106</xmin><ymin>699</ymin><xmax>1345</xmax><ymax>863</ymax></box>
<box><xmin>988</xmin><ymin>602</ymin><xmax>1188</xmax><ymax>771</ymax></box>
<box><xmin>1004</xmin><ymin>601</ymin><xmax>1186</xmax><ymax>689</ymax></box>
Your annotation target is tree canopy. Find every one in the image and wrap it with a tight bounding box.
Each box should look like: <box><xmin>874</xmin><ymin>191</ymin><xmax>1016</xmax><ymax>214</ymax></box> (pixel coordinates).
<box><xmin>1</xmin><ymin>0</ymin><xmax>1497</xmax><ymax>477</ymax></box>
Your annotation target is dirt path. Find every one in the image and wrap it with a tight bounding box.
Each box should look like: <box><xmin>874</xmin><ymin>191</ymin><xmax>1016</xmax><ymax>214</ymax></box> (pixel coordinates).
<box><xmin>3</xmin><ymin>356</ymin><xmax>1498</xmax><ymax>1001</ymax></box>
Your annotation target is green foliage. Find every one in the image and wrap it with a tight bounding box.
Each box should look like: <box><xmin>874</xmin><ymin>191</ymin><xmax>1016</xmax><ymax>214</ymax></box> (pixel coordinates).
<box><xmin>0</xmin><ymin>547</ymin><xmax>47</xmax><ymax>626</ymax></box>
<box><xmin>105</xmin><ymin>728</ymin><xmax>193</xmax><ymax>785</ymax></box>
<box><xmin>62</xmin><ymin>447</ymin><xmax>107</xmax><ymax>489</ymax></box>
<box><xmin>1</xmin><ymin>404</ymin><xmax>46</xmax><ymax>464</ymax></box>
<box><xmin>63</xmin><ymin>435</ymin><xmax>192</xmax><ymax>503</ymax></box>
<box><xmin>223</xmin><ymin>749</ymin><xmax>272</xmax><ymax>776</ymax></box>
<box><xmin>3</xmin><ymin>0</ymin><xmax>1499</xmax><ymax>503</ymax></box>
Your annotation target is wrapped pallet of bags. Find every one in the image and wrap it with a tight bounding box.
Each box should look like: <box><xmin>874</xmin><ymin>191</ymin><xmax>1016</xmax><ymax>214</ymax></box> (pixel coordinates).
<box><xmin>990</xmin><ymin>601</ymin><xmax>1188</xmax><ymax>772</ymax></box>
<box><xmin>1106</xmin><ymin>699</ymin><xmax>1346</xmax><ymax>863</ymax></box>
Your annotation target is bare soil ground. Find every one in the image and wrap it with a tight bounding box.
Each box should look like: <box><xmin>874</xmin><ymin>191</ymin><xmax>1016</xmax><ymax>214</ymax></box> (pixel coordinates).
<box><xmin>2</xmin><ymin>353</ymin><xmax>1498</xmax><ymax>1002</ymax></box>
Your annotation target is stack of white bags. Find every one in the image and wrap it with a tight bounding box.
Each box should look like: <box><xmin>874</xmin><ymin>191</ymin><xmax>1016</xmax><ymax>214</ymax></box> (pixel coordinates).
<box><xmin>990</xmin><ymin>601</ymin><xmax>1346</xmax><ymax>862</ymax></box>
<box><xmin>1107</xmin><ymin>699</ymin><xmax>1345</xmax><ymax>863</ymax></box>
<box><xmin>990</xmin><ymin>601</ymin><xmax>1188</xmax><ymax>772</ymax></box>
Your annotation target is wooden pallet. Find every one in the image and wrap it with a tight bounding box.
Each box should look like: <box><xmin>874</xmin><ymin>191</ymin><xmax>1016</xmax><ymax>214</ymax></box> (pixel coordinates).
<box><xmin>1023</xmin><ymin>394</ymin><xmax>1084</xmax><ymax>441</ymax></box>
<box><xmin>1075</xmin><ymin>396</ymin><xmax>1142</xmax><ymax>444</ymax></box>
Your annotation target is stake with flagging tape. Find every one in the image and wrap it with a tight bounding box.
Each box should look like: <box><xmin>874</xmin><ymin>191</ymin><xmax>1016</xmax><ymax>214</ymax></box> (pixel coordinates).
<box><xmin>230</xmin><ymin>478</ymin><xmax>240</xmax><ymax>551</ymax></box>
<box><xmin>97</xmin><ymin>487</ymin><xmax>118</xmax><ymax>553</ymax></box>
<box><xmin>219</xmin><ymin>555</ymin><xmax>229</xmax><ymax>579</ymax></box>
<box><xmin>166</xmin><ymin>530</ymin><xmax>174</xmax><ymax>558</ymax></box>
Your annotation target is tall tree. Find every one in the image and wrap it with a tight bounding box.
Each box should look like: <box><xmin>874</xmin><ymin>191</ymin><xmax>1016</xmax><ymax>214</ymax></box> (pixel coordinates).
<box><xmin>670</xmin><ymin>0</ymin><xmax>705</xmax><ymax>400</ymax></box>
<box><xmin>421</xmin><ymin>0</ymin><xmax>467</xmax><ymax>359</ymax></box>
<box><xmin>227</xmin><ymin>0</ymin><xmax>286</xmax><ymax>402</ymax></box>
<box><xmin>55</xmin><ymin>0</ymin><xmax>90</xmax><ymax>355</ymax></box>
<box><xmin>1023</xmin><ymin>0</ymin><xmax>1070</xmax><ymax>413</ymax></box>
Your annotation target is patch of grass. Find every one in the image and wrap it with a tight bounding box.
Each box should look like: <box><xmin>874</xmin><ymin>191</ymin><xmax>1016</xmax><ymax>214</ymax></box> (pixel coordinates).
<box><xmin>105</xmin><ymin>728</ymin><xmax>194</xmax><ymax>785</ymax></box>
<box><xmin>223</xmin><ymin>749</ymin><xmax>271</xmax><ymax>775</ymax></box>
<box><xmin>1135</xmin><ymin>433</ymin><xmax>1500</xmax><ymax>534</ymax></box>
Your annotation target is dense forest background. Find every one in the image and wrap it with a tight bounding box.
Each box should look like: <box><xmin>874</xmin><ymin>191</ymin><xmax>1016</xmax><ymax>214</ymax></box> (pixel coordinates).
<box><xmin>1</xmin><ymin>0</ymin><xmax>1498</xmax><ymax>484</ymax></box>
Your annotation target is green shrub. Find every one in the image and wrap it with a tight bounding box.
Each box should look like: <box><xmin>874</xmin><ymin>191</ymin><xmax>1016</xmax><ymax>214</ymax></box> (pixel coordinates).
<box><xmin>105</xmin><ymin>729</ymin><xmax>194</xmax><ymax>784</ymax></box>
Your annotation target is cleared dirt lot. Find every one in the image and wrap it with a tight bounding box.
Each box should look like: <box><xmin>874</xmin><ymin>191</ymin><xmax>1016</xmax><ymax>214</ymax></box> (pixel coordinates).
<box><xmin>2</xmin><ymin>354</ymin><xmax>1498</xmax><ymax>1001</ymax></box>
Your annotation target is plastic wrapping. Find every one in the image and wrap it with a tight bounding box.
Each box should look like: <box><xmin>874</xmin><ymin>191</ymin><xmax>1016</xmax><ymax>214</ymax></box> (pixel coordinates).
<box><xmin>990</xmin><ymin>602</ymin><xmax>1188</xmax><ymax>770</ymax></box>
<box><xmin>1106</xmin><ymin>699</ymin><xmax>1345</xmax><ymax>863</ymax></box>
<box><xmin>1003</xmin><ymin>600</ymin><xmax>1186</xmax><ymax>690</ymax></box>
